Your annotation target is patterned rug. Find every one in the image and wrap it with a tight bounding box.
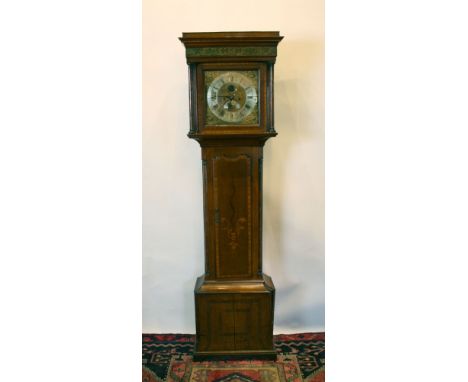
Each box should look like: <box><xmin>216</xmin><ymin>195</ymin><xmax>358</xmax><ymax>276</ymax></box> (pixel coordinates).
<box><xmin>142</xmin><ymin>333</ymin><xmax>324</xmax><ymax>382</ymax></box>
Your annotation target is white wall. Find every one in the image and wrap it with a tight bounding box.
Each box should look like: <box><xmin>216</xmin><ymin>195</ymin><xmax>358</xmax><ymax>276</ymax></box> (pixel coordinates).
<box><xmin>143</xmin><ymin>0</ymin><xmax>324</xmax><ymax>333</ymax></box>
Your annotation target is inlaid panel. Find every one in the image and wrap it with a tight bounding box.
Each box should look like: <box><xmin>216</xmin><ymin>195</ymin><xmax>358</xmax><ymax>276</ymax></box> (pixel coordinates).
<box><xmin>213</xmin><ymin>154</ymin><xmax>252</xmax><ymax>279</ymax></box>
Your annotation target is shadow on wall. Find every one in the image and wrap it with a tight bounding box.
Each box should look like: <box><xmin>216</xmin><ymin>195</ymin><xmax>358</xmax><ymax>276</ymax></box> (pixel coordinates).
<box><xmin>263</xmin><ymin>38</ymin><xmax>324</xmax><ymax>330</ymax></box>
<box><xmin>275</xmin><ymin>300</ymin><xmax>325</xmax><ymax>329</ymax></box>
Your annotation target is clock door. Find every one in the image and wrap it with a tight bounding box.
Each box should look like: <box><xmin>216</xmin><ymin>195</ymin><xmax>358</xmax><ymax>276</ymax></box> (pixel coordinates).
<box><xmin>203</xmin><ymin>146</ymin><xmax>262</xmax><ymax>281</ymax></box>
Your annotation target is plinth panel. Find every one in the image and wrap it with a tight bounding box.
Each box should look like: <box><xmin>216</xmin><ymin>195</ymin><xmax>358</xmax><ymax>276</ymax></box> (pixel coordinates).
<box><xmin>194</xmin><ymin>275</ymin><xmax>275</xmax><ymax>359</ymax></box>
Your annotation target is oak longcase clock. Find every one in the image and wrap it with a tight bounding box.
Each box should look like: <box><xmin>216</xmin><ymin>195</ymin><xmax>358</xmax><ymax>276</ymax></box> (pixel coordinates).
<box><xmin>179</xmin><ymin>31</ymin><xmax>283</xmax><ymax>360</ymax></box>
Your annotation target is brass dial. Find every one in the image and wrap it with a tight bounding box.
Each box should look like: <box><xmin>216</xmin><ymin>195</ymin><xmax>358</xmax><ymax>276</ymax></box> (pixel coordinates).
<box><xmin>206</xmin><ymin>71</ymin><xmax>258</xmax><ymax>124</ymax></box>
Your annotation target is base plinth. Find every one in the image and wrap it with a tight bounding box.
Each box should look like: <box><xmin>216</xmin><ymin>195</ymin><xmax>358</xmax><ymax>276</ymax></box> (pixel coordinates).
<box><xmin>194</xmin><ymin>273</ymin><xmax>276</xmax><ymax>359</ymax></box>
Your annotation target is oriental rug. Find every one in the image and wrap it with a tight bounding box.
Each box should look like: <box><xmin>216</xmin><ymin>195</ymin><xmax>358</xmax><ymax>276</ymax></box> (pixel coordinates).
<box><xmin>142</xmin><ymin>333</ymin><xmax>324</xmax><ymax>382</ymax></box>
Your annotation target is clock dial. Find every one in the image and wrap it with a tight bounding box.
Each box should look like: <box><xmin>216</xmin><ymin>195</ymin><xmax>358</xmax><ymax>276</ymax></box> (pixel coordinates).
<box><xmin>205</xmin><ymin>71</ymin><xmax>258</xmax><ymax>125</ymax></box>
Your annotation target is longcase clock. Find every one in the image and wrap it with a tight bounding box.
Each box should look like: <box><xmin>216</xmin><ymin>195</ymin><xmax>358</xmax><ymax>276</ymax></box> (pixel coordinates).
<box><xmin>179</xmin><ymin>31</ymin><xmax>283</xmax><ymax>360</ymax></box>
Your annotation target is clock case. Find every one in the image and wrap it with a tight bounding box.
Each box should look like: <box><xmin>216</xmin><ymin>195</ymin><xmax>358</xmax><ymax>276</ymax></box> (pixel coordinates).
<box><xmin>179</xmin><ymin>32</ymin><xmax>283</xmax><ymax>360</ymax></box>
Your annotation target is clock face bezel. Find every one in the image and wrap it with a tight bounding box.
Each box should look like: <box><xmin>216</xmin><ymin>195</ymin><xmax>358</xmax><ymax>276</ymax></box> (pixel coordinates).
<box><xmin>196</xmin><ymin>62</ymin><xmax>267</xmax><ymax>133</ymax></box>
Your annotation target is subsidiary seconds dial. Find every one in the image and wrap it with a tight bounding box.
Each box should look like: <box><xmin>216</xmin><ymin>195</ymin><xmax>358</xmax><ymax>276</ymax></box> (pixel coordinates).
<box><xmin>206</xmin><ymin>71</ymin><xmax>258</xmax><ymax>123</ymax></box>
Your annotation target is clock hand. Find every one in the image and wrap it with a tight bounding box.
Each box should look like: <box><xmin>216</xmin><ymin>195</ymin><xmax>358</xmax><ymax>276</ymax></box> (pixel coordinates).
<box><xmin>217</xmin><ymin>95</ymin><xmax>237</xmax><ymax>103</ymax></box>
